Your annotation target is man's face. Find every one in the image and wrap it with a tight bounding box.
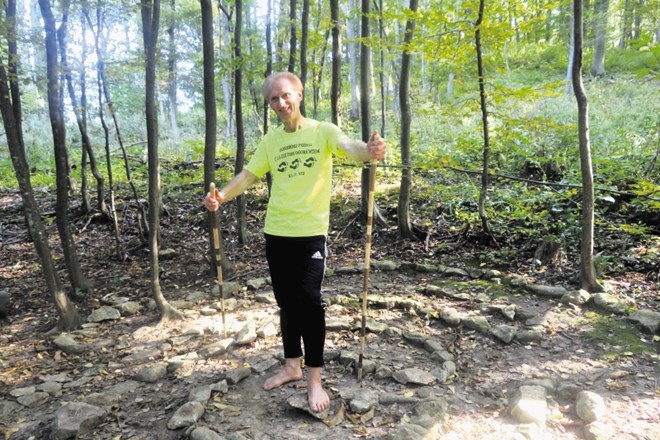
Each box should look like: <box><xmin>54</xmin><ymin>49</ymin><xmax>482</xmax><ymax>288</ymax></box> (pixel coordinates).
<box><xmin>268</xmin><ymin>78</ymin><xmax>302</xmax><ymax>122</ymax></box>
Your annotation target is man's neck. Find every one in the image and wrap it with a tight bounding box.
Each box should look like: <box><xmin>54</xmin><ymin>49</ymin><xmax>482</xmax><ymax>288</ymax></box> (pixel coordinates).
<box><xmin>283</xmin><ymin>115</ymin><xmax>305</xmax><ymax>133</ymax></box>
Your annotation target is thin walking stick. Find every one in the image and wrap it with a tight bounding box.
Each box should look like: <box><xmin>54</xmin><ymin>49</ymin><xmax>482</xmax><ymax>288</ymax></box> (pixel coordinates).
<box><xmin>357</xmin><ymin>158</ymin><xmax>377</xmax><ymax>382</ymax></box>
<box><xmin>209</xmin><ymin>182</ymin><xmax>226</xmax><ymax>337</ymax></box>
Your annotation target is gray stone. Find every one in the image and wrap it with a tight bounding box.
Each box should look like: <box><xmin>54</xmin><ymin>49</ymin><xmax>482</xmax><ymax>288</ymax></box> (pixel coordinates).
<box><xmin>286</xmin><ymin>392</ymin><xmax>331</xmax><ymax>420</ymax></box>
<box><xmin>402</xmin><ymin>331</ymin><xmax>427</xmax><ymax>348</ymax></box>
<box><xmin>379</xmin><ymin>394</ymin><xmax>419</xmax><ymax>405</ymax></box>
<box><xmin>246</xmin><ymin>277</ymin><xmax>268</xmax><ymax>290</ymax></box>
<box><xmin>199</xmin><ymin>338</ymin><xmax>234</xmax><ymax>358</ymax></box>
<box><xmin>561</xmin><ymin>289</ymin><xmax>592</xmax><ymax>305</ymax></box>
<box><xmin>17</xmin><ymin>391</ymin><xmax>49</xmax><ymax>408</ymax></box>
<box><xmin>423</xmin><ymin>338</ymin><xmax>445</xmax><ymax>353</ymax></box>
<box><xmin>122</xmin><ymin>347</ymin><xmax>161</xmax><ymax>363</ymax></box>
<box><xmin>135</xmin><ymin>363</ymin><xmax>168</xmax><ymax>383</ymax></box>
<box><xmin>10</xmin><ymin>386</ymin><xmax>36</xmax><ymax>397</ymax></box>
<box><xmin>527</xmin><ymin>284</ymin><xmax>568</xmax><ymax>298</ymax></box>
<box><xmin>190</xmin><ymin>427</ymin><xmax>225</xmax><ymax>440</ymax></box>
<box><xmin>235</xmin><ymin>322</ymin><xmax>257</xmax><ymax>346</ymax></box>
<box><xmin>628</xmin><ymin>309</ymin><xmax>660</xmax><ymax>334</ymax></box>
<box><xmin>491</xmin><ymin>324</ymin><xmax>517</xmax><ymax>344</ymax></box>
<box><xmin>189</xmin><ymin>385</ymin><xmax>212</xmax><ymax>404</ymax></box>
<box><xmin>445</xmin><ymin>267</ymin><xmax>470</xmax><ymax>278</ymax></box>
<box><xmin>0</xmin><ymin>400</ymin><xmax>20</xmax><ymax>419</ymax></box>
<box><xmin>366</xmin><ymin>321</ymin><xmax>388</xmax><ymax>334</ymax></box>
<box><xmin>374</xmin><ymin>366</ymin><xmax>393</xmax><ymax>380</ymax></box>
<box><xmin>252</xmin><ymin>358</ymin><xmax>280</xmax><ymax>374</ymax></box>
<box><xmin>51</xmin><ymin>402</ymin><xmax>107</xmax><ymax>440</ymax></box>
<box><xmin>515</xmin><ymin>328</ymin><xmax>545</xmax><ymax>343</ymax></box>
<box><xmin>592</xmin><ymin>293</ymin><xmax>629</xmax><ymax>315</ymax></box>
<box><xmin>412</xmin><ymin>397</ymin><xmax>449</xmax><ymax>424</ymax></box>
<box><xmin>583</xmin><ymin>421</ymin><xmax>615</xmax><ymax>440</ymax></box>
<box><xmin>87</xmin><ymin>306</ymin><xmax>121</xmax><ymax>323</ymax></box>
<box><xmin>211</xmin><ymin>380</ymin><xmax>229</xmax><ymax>394</ymax></box>
<box><xmin>255</xmin><ymin>292</ymin><xmax>276</xmax><ymax>304</ymax></box>
<box><xmin>83</xmin><ymin>392</ymin><xmax>121</xmax><ymax>412</ymax></box>
<box><xmin>326</xmin><ymin>318</ymin><xmax>351</xmax><ymax>331</ymax></box>
<box><xmin>373</xmin><ymin>260</ymin><xmax>398</xmax><ymax>271</ymax></box>
<box><xmin>510</xmin><ymin>385</ymin><xmax>547</xmax><ymax>425</ymax></box>
<box><xmin>349</xmin><ymin>389</ymin><xmax>379</xmax><ymax>413</ymax></box>
<box><xmin>556</xmin><ymin>382</ymin><xmax>581</xmax><ymax>400</ymax></box>
<box><xmin>257</xmin><ymin>322</ymin><xmax>278</xmax><ymax>338</ymax></box>
<box><xmin>53</xmin><ymin>333</ymin><xmax>86</xmax><ymax>355</ymax></box>
<box><xmin>463</xmin><ymin>316</ymin><xmax>491</xmax><ymax>333</ymax></box>
<box><xmin>37</xmin><ymin>381</ymin><xmax>63</xmax><ymax>396</ymax></box>
<box><xmin>117</xmin><ymin>301</ymin><xmax>140</xmax><ymax>315</ymax></box>
<box><xmin>212</xmin><ymin>281</ymin><xmax>242</xmax><ymax>297</ymax></box>
<box><xmin>386</xmin><ymin>423</ymin><xmax>429</xmax><ymax>440</ymax></box>
<box><xmin>392</xmin><ymin>368</ymin><xmax>436</xmax><ymax>386</ymax></box>
<box><xmin>430</xmin><ymin>350</ymin><xmax>454</xmax><ymax>363</ymax></box>
<box><xmin>225</xmin><ymin>367</ymin><xmax>251</xmax><ymax>385</ymax></box>
<box><xmin>167</xmin><ymin>401</ymin><xmax>205</xmax><ymax>430</ymax></box>
<box><xmin>576</xmin><ymin>391</ymin><xmax>606</xmax><ymax>423</ymax></box>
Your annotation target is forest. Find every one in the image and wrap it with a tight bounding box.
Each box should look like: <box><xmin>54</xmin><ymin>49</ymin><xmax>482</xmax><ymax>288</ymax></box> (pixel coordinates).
<box><xmin>0</xmin><ymin>0</ymin><xmax>659</xmax><ymax>438</ymax></box>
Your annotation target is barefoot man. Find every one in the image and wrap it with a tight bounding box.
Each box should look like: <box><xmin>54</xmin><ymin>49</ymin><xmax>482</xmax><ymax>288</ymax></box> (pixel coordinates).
<box><xmin>204</xmin><ymin>71</ymin><xmax>386</xmax><ymax>412</ymax></box>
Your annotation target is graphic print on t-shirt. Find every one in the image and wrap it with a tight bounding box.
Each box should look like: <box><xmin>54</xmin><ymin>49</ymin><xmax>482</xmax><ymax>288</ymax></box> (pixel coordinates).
<box><xmin>274</xmin><ymin>142</ymin><xmax>320</xmax><ymax>179</ymax></box>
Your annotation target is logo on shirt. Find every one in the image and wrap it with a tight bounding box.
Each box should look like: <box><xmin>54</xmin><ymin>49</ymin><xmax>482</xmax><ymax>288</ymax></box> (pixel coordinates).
<box><xmin>311</xmin><ymin>251</ymin><xmax>324</xmax><ymax>260</ymax></box>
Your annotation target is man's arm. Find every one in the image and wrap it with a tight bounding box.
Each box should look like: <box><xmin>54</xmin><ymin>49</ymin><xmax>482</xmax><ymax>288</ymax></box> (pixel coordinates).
<box><xmin>338</xmin><ymin>130</ymin><xmax>386</xmax><ymax>162</ymax></box>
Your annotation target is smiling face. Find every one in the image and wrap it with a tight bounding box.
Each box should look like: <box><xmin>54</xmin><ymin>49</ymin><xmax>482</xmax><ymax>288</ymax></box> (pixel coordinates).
<box><xmin>267</xmin><ymin>77</ymin><xmax>303</xmax><ymax>126</ymax></box>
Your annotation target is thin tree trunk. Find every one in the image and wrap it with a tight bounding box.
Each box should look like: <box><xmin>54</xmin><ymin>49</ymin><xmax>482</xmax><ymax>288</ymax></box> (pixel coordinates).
<box><xmin>39</xmin><ymin>0</ymin><xmax>93</xmax><ymax>293</ymax></box>
<box><xmin>474</xmin><ymin>0</ymin><xmax>494</xmax><ymax>240</ymax></box>
<box><xmin>234</xmin><ymin>0</ymin><xmax>248</xmax><ymax>244</ymax></box>
<box><xmin>590</xmin><ymin>0</ymin><xmax>609</xmax><ymax>77</ymax></box>
<box><xmin>79</xmin><ymin>10</ymin><xmax>91</xmax><ymax>213</ymax></box>
<box><xmin>167</xmin><ymin>0</ymin><xmax>180</xmax><ymax>147</ymax></box>
<box><xmin>219</xmin><ymin>2</ymin><xmax>234</xmax><ymax>139</ymax></box>
<box><xmin>572</xmin><ymin>0</ymin><xmax>604</xmax><ymax>292</ymax></box>
<box><xmin>330</xmin><ymin>0</ymin><xmax>341</xmax><ymax>126</ymax></box>
<box><xmin>288</xmin><ymin>0</ymin><xmax>297</xmax><ymax>72</ymax></box>
<box><xmin>299</xmin><ymin>0</ymin><xmax>309</xmax><ymax>116</ymax></box>
<box><xmin>141</xmin><ymin>0</ymin><xmax>184</xmax><ymax>321</ymax></box>
<box><xmin>348</xmin><ymin>0</ymin><xmax>360</xmax><ymax>121</ymax></box>
<box><xmin>397</xmin><ymin>0</ymin><xmax>418</xmax><ymax>239</ymax></box>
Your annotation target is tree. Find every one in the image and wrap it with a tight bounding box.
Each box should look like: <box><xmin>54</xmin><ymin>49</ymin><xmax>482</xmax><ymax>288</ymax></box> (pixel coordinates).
<box><xmin>0</xmin><ymin>0</ymin><xmax>81</xmax><ymax>330</ymax></box>
<box><xmin>38</xmin><ymin>0</ymin><xmax>93</xmax><ymax>293</ymax></box>
<box><xmin>201</xmin><ymin>0</ymin><xmax>231</xmax><ymax>275</ymax></box>
<box><xmin>330</xmin><ymin>0</ymin><xmax>341</xmax><ymax>125</ymax></box>
<box><xmin>299</xmin><ymin>0</ymin><xmax>309</xmax><ymax>116</ymax></box>
<box><xmin>288</xmin><ymin>0</ymin><xmax>297</xmax><ymax>72</ymax></box>
<box><xmin>591</xmin><ymin>0</ymin><xmax>609</xmax><ymax>76</ymax></box>
<box><xmin>167</xmin><ymin>0</ymin><xmax>180</xmax><ymax>146</ymax></box>
<box><xmin>141</xmin><ymin>0</ymin><xmax>184</xmax><ymax>321</ymax></box>
<box><xmin>397</xmin><ymin>0</ymin><xmax>418</xmax><ymax>239</ymax></box>
<box><xmin>234</xmin><ymin>0</ymin><xmax>248</xmax><ymax>244</ymax></box>
<box><xmin>572</xmin><ymin>0</ymin><xmax>604</xmax><ymax>292</ymax></box>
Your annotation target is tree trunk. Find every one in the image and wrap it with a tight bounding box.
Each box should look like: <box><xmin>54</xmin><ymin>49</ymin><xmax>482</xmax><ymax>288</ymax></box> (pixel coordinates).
<box><xmin>79</xmin><ymin>11</ymin><xmax>91</xmax><ymax>213</ymax></box>
<box><xmin>0</xmin><ymin>7</ymin><xmax>81</xmax><ymax>331</ymax></box>
<box><xmin>397</xmin><ymin>0</ymin><xmax>418</xmax><ymax>239</ymax></box>
<box><xmin>590</xmin><ymin>0</ymin><xmax>609</xmax><ymax>77</ymax></box>
<box><xmin>474</xmin><ymin>0</ymin><xmax>494</xmax><ymax>240</ymax></box>
<box><xmin>299</xmin><ymin>0</ymin><xmax>309</xmax><ymax>116</ymax></box>
<box><xmin>234</xmin><ymin>0</ymin><xmax>248</xmax><ymax>244</ymax></box>
<box><xmin>141</xmin><ymin>0</ymin><xmax>184</xmax><ymax>322</ymax></box>
<box><xmin>201</xmin><ymin>0</ymin><xmax>231</xmax><ymax>275</ymax></box>
<box><xmin>57</xmin><ymin>1</ymin><xmax>108</xmax><ymax>219</ymax></box>
<box><xmin>167</xmin><ymin>0</ymin><xmax>180</xmax><ymax>147</ymax></box>
<box><xmin>348</xmin><ymin>0</ymin><xmax>360</xmax><ymax>121</ymax></box>
<box><xmin>375</xmin><ymin>0</ymin><xmax>387</xmax><ymax>136</ymax></box>
<box><xmin>572</xmin><ymin>0</ymin><xmax>604</xmax><ymax>293</ymax></box>
<box><xmin>330</xmin><ymin>0</ymin><xmax>341</xmax><ymax>126</ymax></box>
<box><xmin>360</xmin><ymin>0</ymin><xmax>372</xmax><ymax>220</ymax></box>
<box><xmin>39</xmin><ymin>0</ymin><xmax>93</xmax><ymax>293</ymax></box>
<box><xmin>288</xmin><ymin>0</ymin><xmax>297</xmax><ymax>72</ymax></box>
<box><xmin>219</xmin><ymin>3</ymin><xmax>234</xmax><ymax>139</ymax></box>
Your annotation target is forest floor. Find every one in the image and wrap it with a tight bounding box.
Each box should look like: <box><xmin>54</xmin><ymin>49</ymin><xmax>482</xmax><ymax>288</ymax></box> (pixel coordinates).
<box><xmin>0</xmin><ymin>184</ymin><xmax>658</xmax><ymax>440</ymax></box>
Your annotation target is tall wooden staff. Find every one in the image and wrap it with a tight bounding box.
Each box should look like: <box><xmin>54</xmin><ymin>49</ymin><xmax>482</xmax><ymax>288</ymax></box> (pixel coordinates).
<box><xmin>209</xmin><ymin>182</ymin><xmax>226</xmax><ymax>337</ymax></box>
<box><xmin>357</xmin><ymin>155</ymin><xmax>377</xmax><ymax>382</ymax></box>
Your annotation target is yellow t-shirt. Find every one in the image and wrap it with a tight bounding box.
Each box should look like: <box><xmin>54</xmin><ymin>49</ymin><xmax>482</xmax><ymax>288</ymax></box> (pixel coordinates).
<box><xmin>245</xmin><ymin>119</ymin><xmax>348</xmax><ymax>237</ymax></box>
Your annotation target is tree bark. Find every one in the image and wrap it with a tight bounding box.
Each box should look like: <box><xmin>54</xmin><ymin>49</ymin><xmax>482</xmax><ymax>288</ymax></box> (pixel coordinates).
<box><xmin>167</xmin><ymin>0</ymin><xmax>180</xmax><ymax>146</ymax></box>
<box><xmin>288</xmin><ymin>0</ymin><xmax>297</xmax><ymax>72</ymax></box>
<box><xmin>348</xmin><ymin>0</ymin><xmax>360</xmax><ymax>121</ymax></box>
<box><xmin>572</xmin><ymin>0</ymin><xmax>604</xmax><ymax>292</ymax></box>
<box><xmin>330</xmin><ymin>0</ymin><xmax>341</xmax><ymax>126</ymax></box>
<box><xmin>0</xmin><ymin>4</ymin><xmax>81</xmax><ymax>331</ymax></box>
<box><xmin>397</xmin><ymin>0</ymin><xmax>418</xmax><ymax>239</ymax></box>
<box><xmin>299</xmin><ymin>0</ymin><xmax>309</xmax><ymax>116</ymax></box>
<box><xmin>39</xmin><ymin>0</ymin><xmax>93</xmax><ymax>293</ymax></box>
<box><xmin>590</xmin><ymin>0</ymin><xmax>609</xmax><ymax>77</ymax></box>
<box><xmin>141</xmin><ymin>0</ymin><xmax>184</xmax><ymax>321</ymax></box>
<box><xmin>234</xmin><ymin>0</ymin><xmax>248</xmax><ymax>244</ymax></box>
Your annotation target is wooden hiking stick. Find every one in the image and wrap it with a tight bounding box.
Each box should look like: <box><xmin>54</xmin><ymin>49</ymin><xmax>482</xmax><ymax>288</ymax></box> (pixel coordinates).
<box><xmin>357</xmin><ymin>157</ymin><xmax>378</xmax><ymax>382</ymax></box>
<box><xmin>209</xmin><ymin>182</ymin><xmax>226</xmax><ymax>337</ymax></box>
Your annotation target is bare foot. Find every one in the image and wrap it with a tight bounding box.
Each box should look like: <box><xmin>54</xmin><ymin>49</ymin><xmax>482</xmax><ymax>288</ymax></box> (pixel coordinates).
<box><xmin>307</xmin><ymin>367</ymin><xmax>330</xmax><ymax>413</ymax></box>
<box><xmin>263</xmin><ymin>360</ymin><xmax>303</xmax><ymax>391</ymax></box>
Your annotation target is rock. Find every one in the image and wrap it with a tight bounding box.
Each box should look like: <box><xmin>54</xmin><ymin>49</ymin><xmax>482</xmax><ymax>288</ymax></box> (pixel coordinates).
<box><xmin>37</xmin><ymin>381</ymin><xmax>63</xmax><ymax>396</ymax></box>
<box><xmin>286</xmin><ymin>392</ymin><xmax>331</xmax><ymax>420</ymax></box>
<box><xmin>190</xmin><ymin>427</ymin><xmax>225</xmax><ymax>440</ymax></box>
<box><xmin>491</xmin><ymin>324</ymin><xmax>517</xmax><ymax>344</ymax></box>
<box><xmin>402</xmin><ymin>332</ymin><xmax>427</xmax><ymax>348</ymax></box>
<box><xmin>379</xmin><ymin>394</ymin><xmax>419</xmax><ymax>405</ymax></box>
<box><xmin>53</xmin><ymin>333</ymin><xmax>86</xmax><ymax>355</ymax></box>
<box><xmin>251</xmin><ymin>357</ymin><xmax>280</xmax><ymax>374</ymax></box>
<box><xmin>225</xmin><ymin>367</ymin><xmax>251</xmax><ymax>385</ymax></box>
<box><xmin>199</xmin><ymin>338</ymin><xmax>234</xmax><ymax>358</ymax></box>
<box><xmin>51</xmin><ymin>402</ymin><xmax>107</xmax><ymax>440</ymax></box>
<box><xmin>189</xmin><ymin>385</ymin><xmax>213</xmax><ymax>404</ymax></box>
<box><xmin>349</xmin><ymin>389</ymin><xmax>379</xmax><ymax>413</ymax></box>
<box><xmin>515</xmin><ymin>328</ymin><xmax>544</xmax><ymax>343</ymax></box>
<box><xmin>628</xmin><ymin>309</ymin><xmax>660</xmax><ymax>334</ymax></box>
<box><xmin>211</xmin><ymin>380</ymin><xmax>229</xmax><ymax>394</ymax></box>
<box><xmin>87</xmin><ymin>306</ymin><xmax>121</xmax><ymax>323</ymax></box>
<box><xmin>83</xmin><ymin>392</ymin><xmax>121</xmax><ymax>412</ymax></box>
<box><xmin>444</xmin><ymin>267</ymin><xmax>470</xmax><ymax>277</ymax></box>
<box><xmin>463</xmin><ymin>316</ymin><xmax>491</xmax><ymax>334</ymax></box>
<box><xmin>235</xmin><ymin>322</ymin><xmax>257</xmax><ymax>346</ymax></box>
<box><xmin>246</xmin><ymin>277</ymin><xmax>268</xmax><ymax>290</ymax></box>
<box><xmin>117</xmin><ymin>301</ymin><xmax>140</xmax><ymax>315</ymax></box>
<box><xmin>583</xmin><ymin>421</ymin><xmax>615</xmax><ymax>440</ymax></box>
<box><xmin>392</xmin><ymin>368</ymin><xmax>436</xmax><ymax>386</ymax></box>
<box><xmin>326</xmin><ymin>318</ymin><xmax>351</xmax><ymax>331</ymax></box>
<box><xmin>412</xmin><ymin>397</ymin><xmax>449</xmax><ymax>423</ymax></box>
<box><xmin>592</xmin><ymin>293</ymin><xmax>629</xmax><ymax>315</ymax></box>
<box><xmin>10</xmin><ymin>386</ymin><xmax>36</xmax><ymax>397</ymax></box>
<box><xmin>556</xmin><ymin>382</ymin><xmax>581</xmax><ymax>400</ymax></box>
<box><xmin>501</xmin><ymin>305</ymin><xmax>517</xmax><ymax>321</ymax></box>
<box><xmin>386</xmin><ymin>423</ymin><xmax>429</xmax><ymax>440</ymax></box>
<box><xmin>561</xmin><ymin>289</ymin><xmax>591</xmax><ymax>305</ymax></box>
<box><xmin>366</xmin><ymin>321</ymin><xmax>388</xmax><ymax>334</ymax></box>
<box><xmin>17</xmin><ymin>391</ymin><xmax>49</xmax><ymax>408</ymax></box>
<box><xmin>527</xmin><ymin>284</ymin><xmax>568</xmax><ymax>298</ymax></box>
<box><xmin>423</xmin><ymin>338</ymin><xmax>445</xmax><ymax>353</ymax></box>
<box><xmin>212</xmin><ymin>281</ymin><xmax>241</xmax><ymax>297</ymax></box>
<box><xmin>122</xmin><ymin>347</ymin><xmax>161</xmax><ymax>363</ymax></box>
<box><xmin>509</xmin><ymin>385</ymin><xmax>547</xmax><ymax>425</ymax></box>
<box><xmin>375</xmin><ymin>366</ymin><xmax>393</xmax><ymax>380</ymax></box>
<box><xmin>255</xmin><ymin>292</ymin><xmax>276</xmax><ymax>304</ymax></box>
<box><xmin>135</xmin><ymin>363</ymin><xmax>168</xmax><ymax>383</ymax></box>
<box><xmin>373</xmin><ymin>260</ymin><xmax>398</xmax><ymax>271</ymax></box>
<box><xmin>167</xmin><ymin>401</ymin><xmax>205</xmax><ymax>430</ymax></box>
<box><xmin>576</xmin><ymin>391</ymin><xmax>606</xmax><ymax>423</ymax></box>
<box><xmin>430</xmin><ymin>350</ymin><xmax>454</xmax><ymax>363</ymax></box>
<box><xmin>257</xmin><ymin>322</ymin><xmax>278</xmax><ymax>338</ymax></box>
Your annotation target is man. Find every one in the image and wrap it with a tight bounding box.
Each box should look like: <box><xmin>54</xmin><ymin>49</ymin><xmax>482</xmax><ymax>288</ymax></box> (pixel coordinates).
<box><xmin>204</xmin><ymin>71</ymin><xmax>386</xmax><ymax>413</ymax></box>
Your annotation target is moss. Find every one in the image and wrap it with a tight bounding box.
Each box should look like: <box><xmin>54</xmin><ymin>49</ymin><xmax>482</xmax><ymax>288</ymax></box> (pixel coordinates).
<box><xmin>581</xmin><ymin>311</ymin><xmax>655</xmax><ymax>359</ymax></box>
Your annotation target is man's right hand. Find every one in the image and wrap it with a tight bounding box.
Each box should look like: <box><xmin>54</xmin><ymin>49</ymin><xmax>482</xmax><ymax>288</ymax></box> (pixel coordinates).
<box><xmin>204</xmin><ymin>189</ymin><xmax>224</xmax><ymax>212</ymax></box>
